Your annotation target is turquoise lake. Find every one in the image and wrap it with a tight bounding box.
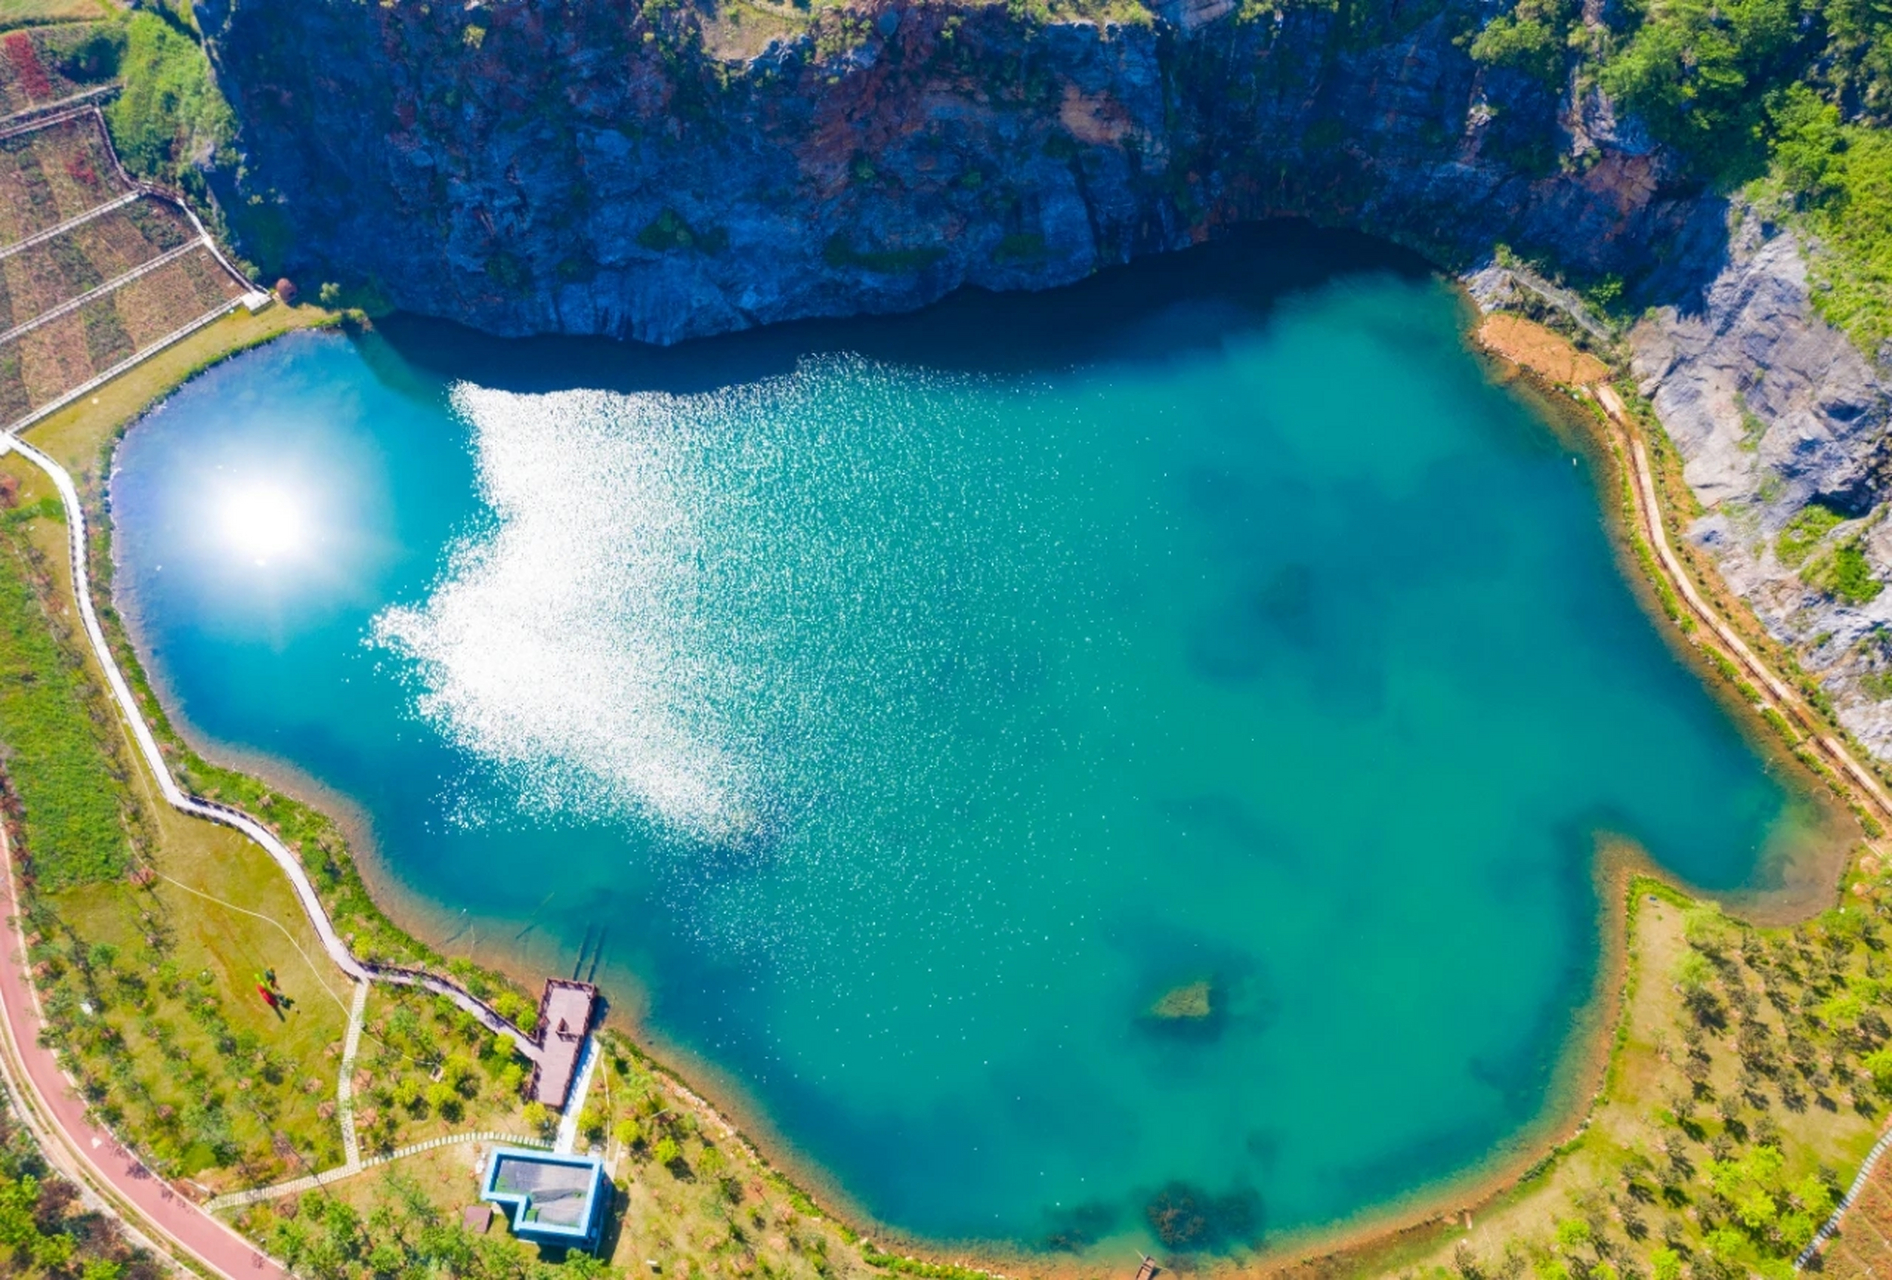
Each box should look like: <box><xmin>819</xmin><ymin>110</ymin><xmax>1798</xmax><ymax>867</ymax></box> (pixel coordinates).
<box><xmin>109</xmin><ymin>229</ymin><xmax>1827</xmax><ymax>1253</ymax></box>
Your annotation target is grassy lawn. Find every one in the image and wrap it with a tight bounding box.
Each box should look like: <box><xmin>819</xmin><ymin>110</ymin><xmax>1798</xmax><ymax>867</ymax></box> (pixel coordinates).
<box><xmin>350</xmin><ymin>983</ymin><xmax>547</xmax><ymax>1156</ymax></box>
<box><xmin>225</xmin><ymin>1029</ymin><xmax>909</xmax><ymax>1280</ymax></box>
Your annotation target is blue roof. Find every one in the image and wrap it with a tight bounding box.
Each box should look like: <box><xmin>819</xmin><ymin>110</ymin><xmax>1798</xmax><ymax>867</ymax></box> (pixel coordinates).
<box><xmin>480</xmin><ymin>1148</ymin><xmax>608</xmax><ymax>1250</ymax></box>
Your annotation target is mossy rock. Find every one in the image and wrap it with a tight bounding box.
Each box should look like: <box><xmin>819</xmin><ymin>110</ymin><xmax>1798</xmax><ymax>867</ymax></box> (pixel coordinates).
<box><xmin>1149</xmin><ymin>980</ymin><xmax>1212</xmax><ymax>1020</ymax></box>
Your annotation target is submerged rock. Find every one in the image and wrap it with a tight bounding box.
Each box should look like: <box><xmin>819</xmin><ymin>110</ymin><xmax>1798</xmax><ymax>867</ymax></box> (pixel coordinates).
<box><xmin>1149</xmin><ymin>980</ymin><xmax>1213</xmax><ymax>1020</ymax></box>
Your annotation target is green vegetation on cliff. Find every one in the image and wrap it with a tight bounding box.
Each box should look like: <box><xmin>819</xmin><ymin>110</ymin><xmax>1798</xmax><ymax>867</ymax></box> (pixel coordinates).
<box><xmin>1767</xmin><ymin>89</ymin><xmax>1892</xmax><ymax>352</ymax></box>
<box><xmin>106</xmin><ymin>10</ymin><xmax>232</xmax><ymax>195</ymax></box>
<box><xmin>1468</xmin><ymin>0</ymin><xmax>1891</xmax><ymax>352</ymax></box>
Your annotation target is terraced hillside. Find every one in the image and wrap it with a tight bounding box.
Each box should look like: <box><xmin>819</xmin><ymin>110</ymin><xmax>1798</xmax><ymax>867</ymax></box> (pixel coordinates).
<box><xmin>0</xmin><ymin>20</ymin><xmax>114</xmax><ymax>116</ymax></box>
<box><xmin>0</xmin><ymin>106</ymin><xmax>255</xmax><ymax>429</ymax></box>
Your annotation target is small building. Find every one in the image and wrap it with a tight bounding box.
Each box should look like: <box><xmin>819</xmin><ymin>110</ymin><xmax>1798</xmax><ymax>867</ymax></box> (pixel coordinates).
<box><xmin>480</xmin><ymin>1147</ymin><xmax>610</xmax><ymax>1253</ymax></box>
<box><xmin>529</xmin><ymin>979</ymin><xmax>599</xmax><ymax>1109</ymax></box>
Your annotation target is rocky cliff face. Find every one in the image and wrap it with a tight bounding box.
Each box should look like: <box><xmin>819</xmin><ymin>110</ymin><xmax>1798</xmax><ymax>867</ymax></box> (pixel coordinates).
<box><xmin>195</xmin><ymin>0</ymin><xmax>1892</xmax><ymax>763</ymax></box>
<box><xmin>1631</xmin><ymin>218</ymin><xmax>1892</xmax><ymax>755</ymax></box>
<box><xmin>194</xmin><ymin>0</ymin><xmax>1717</xmax><ymax>344</ymax></box>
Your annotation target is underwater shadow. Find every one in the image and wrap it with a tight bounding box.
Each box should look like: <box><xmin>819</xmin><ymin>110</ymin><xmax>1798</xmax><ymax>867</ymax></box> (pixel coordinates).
<box><xmin>373</xmin><ymin>221</ymin><xmax>1435</xmax><ymax>396</ymax></box>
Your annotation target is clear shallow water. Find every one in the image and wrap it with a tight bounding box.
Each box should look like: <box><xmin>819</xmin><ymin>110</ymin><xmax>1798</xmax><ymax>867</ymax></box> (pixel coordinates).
<box><xmin>111</xmin><ymin>230</ymin><xmax>1823</xmax><ymax>1252</ymax></box>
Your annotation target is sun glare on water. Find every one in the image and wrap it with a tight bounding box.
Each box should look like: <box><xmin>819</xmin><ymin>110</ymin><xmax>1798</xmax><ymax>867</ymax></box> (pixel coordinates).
<box><xmin>216</xmin><ymin>480</ymin><xmax>311</xmax><ymax>567</ymax></box>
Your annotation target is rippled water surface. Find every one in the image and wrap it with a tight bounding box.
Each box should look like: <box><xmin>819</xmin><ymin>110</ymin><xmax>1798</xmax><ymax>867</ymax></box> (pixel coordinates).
<box><xmin>111</xmin><ymin>230</ymin><xmax>1824</xmax><ymax>1251</ymax></box>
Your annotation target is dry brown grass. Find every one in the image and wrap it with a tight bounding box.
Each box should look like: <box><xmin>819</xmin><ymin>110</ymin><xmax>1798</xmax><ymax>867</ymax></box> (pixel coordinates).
<box><xmin>0</xmin><ymin>116</ymin><xmax>123</xmax><ymax>244</ymax></box>
<box><xmin>15</xmin><ymin>308</ymin><xmax>90</xmax><ymax>403</ymax></box>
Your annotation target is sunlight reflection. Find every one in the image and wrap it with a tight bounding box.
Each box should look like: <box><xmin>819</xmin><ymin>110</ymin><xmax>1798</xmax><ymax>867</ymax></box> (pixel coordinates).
<box><xmin>216</xmin><ymin>480</ymin><xmax>312</xmax><ymax>566</ymax></box>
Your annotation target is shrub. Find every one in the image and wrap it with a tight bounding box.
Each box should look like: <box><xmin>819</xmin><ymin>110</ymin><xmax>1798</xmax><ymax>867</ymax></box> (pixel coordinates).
<box><xmin>1776</xmin><ymin>503</ymin><xmax>1844</xmax><ymax>567</ymax></box>
<box><xmin>1469</xmin><ymin>0</ymin><xmax>1574</xmax><ymax>84</ymax></box>
<box><xmin>1803</xmin><ymin>539</ymin><xmax>1883</xmax><ymax>604</ymax></box>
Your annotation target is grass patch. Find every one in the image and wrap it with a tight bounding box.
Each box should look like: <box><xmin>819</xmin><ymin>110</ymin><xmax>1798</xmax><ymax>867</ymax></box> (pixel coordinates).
<box><xmin>348</xmin><ymin>983</ymin><xmax>538</xmax><ymax>1157</ymax></box>
<box><xmin>1776</xmin><ymin>502</ymin><xmax>1844</xmax><ymax>568</ymax></box>
<box><xmin>1802</xmin><ymin>125</ymin><xmax>1892</xmax><ymax>358</ymax></box>
<box><xmin>0</xmin><ymin>503</ymin><xmax>133</xmax><ymax>890</ymax></box>
<box><xmin>105</xmin><ymin>12</ymin><xmax>232</xmax><ymax>190</ymax></box>
<box><xmin>1736</xmin><ymin>392</ymin><xmax>1768</xmax><ymax>452</ymax></box>
<box><xmin>1804</xmin><ymin>538</ymin><xmax>1885</xmax><ymax>605</ymax></box>
<box><xmin>1764</xmin><ymin>90</ymin><xmax>1892</xmax><ymax>357</ymax></box>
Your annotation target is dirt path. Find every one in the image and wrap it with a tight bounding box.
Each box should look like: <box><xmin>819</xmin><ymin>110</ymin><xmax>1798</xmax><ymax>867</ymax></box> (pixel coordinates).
<box><xmin>1597</xmin><ymin>384</ymin><xmax>1892</xmax><ymax>829</ymax></box>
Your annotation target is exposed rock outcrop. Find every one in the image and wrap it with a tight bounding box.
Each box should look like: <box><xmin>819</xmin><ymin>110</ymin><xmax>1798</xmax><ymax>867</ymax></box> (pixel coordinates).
<box><xmin>194</xmin><ymin>0</ymin><xmax>1719</xmax><ymax>344</ymax></box>
<box><xmin>1631</xmin><ymin>215</ymin><xmax>1892</xmax><ymax>755</ymax></box>
<box><xmin>190</xmin><ymin>0</ymin><xmax>1892</xmax><ymax>758</ymax></box>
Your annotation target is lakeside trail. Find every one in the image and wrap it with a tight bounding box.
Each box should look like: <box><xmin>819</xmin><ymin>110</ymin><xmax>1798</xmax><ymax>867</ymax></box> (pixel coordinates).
<box><xmin>0</xmin><ymin>435</ymin><xmax>548</xmax><ymax>1062</ymax></box>
<box><xmin>0</xmin><ymin>431</ymin><xmax>563</xmax><ymax>1277</ymax></box>
<box><xmin>0</xmin><ymin>300</ymin><xmax>1882</xmax><ymax>1280</ymax></box>
<box><xmin>1595</xmin><ymin>384</ymin><xmax>1892</xmax><ymax>831</ymax></box>
<box><xmin>1474</xmin><ymin>316</ymin><xmax>1892</xmax><ymax>1272</ymax></box>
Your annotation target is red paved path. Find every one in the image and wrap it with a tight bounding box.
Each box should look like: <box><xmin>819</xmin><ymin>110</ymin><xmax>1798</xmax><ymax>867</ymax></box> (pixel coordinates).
<box><xmin>0</xmin><ymin>842</ymin><xmax>287</xmax><ymax>1279</ymax></box>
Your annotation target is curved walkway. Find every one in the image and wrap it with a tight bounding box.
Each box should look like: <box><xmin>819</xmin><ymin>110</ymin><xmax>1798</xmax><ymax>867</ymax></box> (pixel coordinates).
<box><xmin>1598</xmin><ymin>385</ymin><xmax>1892</xmax><ymax>827</ymax></box>
<box><xmin>0</xmin><ymin>434</ymin><xmax>544</xmax><ymax>1061</ymax></box>
<box><xmin>205</xmin><ymin>1129</ymin><xmax>555</xmax><ymax>1213</ymax></box>
<box><xmin>0</xmin><ymin>427</ymin><xmax>550</xmax><ymax>1277</ymax></box>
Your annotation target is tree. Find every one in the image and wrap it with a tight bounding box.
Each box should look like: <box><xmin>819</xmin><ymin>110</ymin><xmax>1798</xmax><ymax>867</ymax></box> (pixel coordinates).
<box><xmin>1554</xmin><ymin>1218</ymin><xmax>1591</xmax><ymax>1253</ymax></box>
<box><xmin>579</xmin><ymin>1104</ymin><xmax>605</xmax><ymax>1143</ymax></box>
<box><xmin>443</xmin><ymin>1054</ymin><xmax>478</xmax><ymax>1094</ymax></box>
<box><xmin>522</xmin><ymin>1102</ymin><xmax>552</xmax><ymax>1134</ymax></box>
<box><xmin>652</xmin><ymin>1136</ymin><xmax>680</xmax><ymax>1168</ymax></box>
<box><xmin>31</xmin><ymin>1232</ymin><xmax>75</xmax><ymax>1271</ymax></box>
<box><xmin>1599</xmin><ymin>0</ymin><xmax>1800</xmax><ymax>171</ymax></box>
<box><xmin>425</xmin><ymin>1081</ymin><xmax>461</xmax><ymax>1122</ymax></box>
<box><xmin>1470</xmin><ymin>0</ymin><xmax>1576</xmax><ymax>84</ymax></box>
